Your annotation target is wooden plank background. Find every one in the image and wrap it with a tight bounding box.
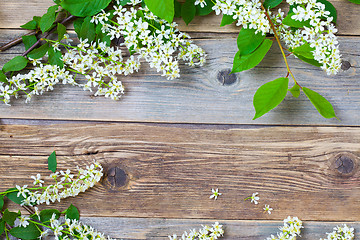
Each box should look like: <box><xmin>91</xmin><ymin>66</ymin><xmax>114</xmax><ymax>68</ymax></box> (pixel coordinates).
<box><xmin>1</xmin><ymin>0</ymin><xmax>360</xmax><ymax>239</ymax></box>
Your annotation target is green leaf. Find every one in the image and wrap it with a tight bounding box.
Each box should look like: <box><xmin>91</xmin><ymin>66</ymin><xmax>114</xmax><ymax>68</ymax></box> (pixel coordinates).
<box><xmin>20</xmin><ymin>20</ymin><xmax>38</xmax><ymax>30</ymax></box>
<box><xmin>253</xmin><ymin>77</ymin><xmax>289</xmax><ymax>120</ymax></box>
<box><xmin>73</xmin><ymin>18</ymin><xmax>85</xmax><ymax>37</ymax></box>
<box><xmin>61</xmin><ymin>0</ymin><xmax>112</xmax><ymax>17</ymax></box>
<box><xmin>65</xmin><ymin>204</ymin><xmax>80</xmax><ymax>220</ymax></box>
<box><xmin>317</xmin><ymin>0</ymin><xmax>337</xmax><ymax>23</ymax></box>
<box><xmin>293</xmin><ymin>53</ymin><xmax>322</xmax><ymax>67</ymax></box>
<box><xmin>57</xmin><ymin>23</ymin><xmax>67</xmax><ymax>42</ymax></box>
<box><xmin>3</xmin><ymin>209</ymin><xmax>19</xmax><ymax>226</ymax></box>
<box><xmin>40</xmin><ymin>5</ymin><xmax>59</xmax><ymax>33</ymax></box>
<box><xmin>348</xmin><ymin>0</ymin><xmax>360</xmax><ymax>3</ymax></box>
<box><xmin>22</xmin><ymin>35</ymin><xmax>37</xmax><ymax>51</ymax></box>
<box><xmin>2</xmin><ymin>56</ymin><xmax>28</xmax><ymax>73</ymax></box>
<box><xmin>0</xmin><ymin>71</ymin><xmax>8</xmax><ymax>84</ymax></box>
<box><xmin>232</xmin><ymin>39</ymin><xmax>273</xmax><ymax>73</ymax></box>
<box><xmin>263</xmin><ymin>0</ymin><xmax>282</xmax><ymax>8</ymax></box>
<box><xmin>282</xmin><ymin>13</ymin><xmax>311</xmax><ymax>28</ymax></box>
<box><xmin>80</xmin><ymin>16</ymin><xmax>96</xmax><ymax>42</ymax></box>
<box><xmin>195</xmin><ymin>0</ymin><xmax>214</xmax><ymax>15</ymax></box>
<box><xmin>6</xmin><ymin>188</ymin><xmax>27</xmax><ymax>205</ymax></box>
<box><xmin>39</xmin><ymin>209</ymin><xmax>61</xmax><ymax>223</ymax></box>
<box><xmin>237</xmin><ymin>28</ymin><xmax>265</xmax><ymax>55</ymax></box>
<box><xmin>119</xmin><ymin>0</ymin><xmax>132</xmax><ymax>6</ymax></box>
<box><xmin>96</xmin><ymin>25</ymin><xmax>111</xmax><ymax>46</ymax></box>
<box><xmin>292</xmin><ymin>43</ymin><xmax>315</xmax><ymax>59</ymax></box>
<box><xmin>144</xmin><ymin>0</ymin><xmax>174</xmax><ymax>23</ymax></box>
<box><xmin>289</xmin><ymin>84</ymin><xmax>300</xmax><ymax>98</ymax></box>
<box><xmin>33</xmin><ymin>16</ymin><xmax>42</xmax><ymax>26</ymax></box>
<box><xmin>0</xmin><ymin>220</ymin><xmax>5</xmax><ymax>236</ymax></box>
<box><xmin>220</xmin><ymin>14</ymin><xmax>235</xmax><ymax>27</ymax></box>
<box><xmin>10</xmin><ymin>222</ymin><xmax>41</xmax><ymax>240</ymax></box>
<box><xmin>181</xmin><ymin>0</ymin><xmax>196</xmax><ymax>25</ymax></box>
<box><xmin>28</xmin><ymin>43</ymin><xmax>50</xmax><ymax>59</ymax></box>
<box><xmin>174</xmin><ymin>0</ymin><xmax>182</xmax><ymax>18</ymax></box>
<box><xmin>48</xmin><ymin>151</ymin><xmax>57</xmax><ymax>173</ymax></box>
<box><xmin>0</xmin><ymin>196</ymin><xmax>4</xmax><ymax>210</ymax></box>
<box><xmin>303</xmin><ymin>87</ymin><xmax>338</xmax><ymax>119</ymax></box>
<box><xmin>48</xmin><ymin>47</ymin><xmax>64</xmax><ymax>68</ymax></box>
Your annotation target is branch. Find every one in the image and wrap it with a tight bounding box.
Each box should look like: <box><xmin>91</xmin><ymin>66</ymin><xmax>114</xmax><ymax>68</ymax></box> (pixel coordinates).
<box><xmin>0</xmin><ymin>31</ymin><xmax>37</xmax><ymax>52</ymax></box>
<box><xmin>22</xmin><ymin>15</ymin><xmax>76</xmax><ymax>57</ymax></box>
<box><xmin>260</xmin><ymin>4</ymin><xmax>301</xmax><ymax>88</ymax></box>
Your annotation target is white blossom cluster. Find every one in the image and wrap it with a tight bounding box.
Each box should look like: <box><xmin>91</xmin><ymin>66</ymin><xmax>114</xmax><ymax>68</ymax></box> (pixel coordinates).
<box><xmin>196</xmin><ymin>0</ymin><xmax>341</xmax><ymax>76</ymax></box>
<box><xmin>320</xmin><ymin>224</ymin><xmax>355</xmax><ymax>240</ymax></box>
<box><xmin>39</xmin><ymin>214</ymin><xmax>115</xmax><ymax>240</ymax></box>
<box><xmin>169</xmin><ymin>222</ymin><xmax>224</xmax><ymax>240</ymax></box>
<box><xmin>266</xmin><ymin>216</ymin><xmax>303</xmax><ymax>240</ymax></box>
<box><xmin>0</xmin><ymin>38</ymin><xmax>129</xmax><ymax>104</ymax></box>
<box><xmin>15</xmin><ymin>161</ymin><xmax>103</xmax><ymax>206</ymax></box>
<box><xmin>195</xmin><ymin>0</ymin><xmax>271</xmax><ymax>35</ymax></box>
<box><xmin>92</xmin><ymin>0</ymin><xmax>206</xmax><ymax>80</ymax></box>
<box><xmin>0</xmin><ymin>62</ymin><xmax>76</xmax><ymax>105</ymax></box>
<box><xmin>273</xmin><ymin>0</ymin><xmax>341</xmax><ymax>75</ymax></box>
<box><xmin>61</xmin><ymin>39</ymin><xmax>128</xmax><ymax>100</ymax></box>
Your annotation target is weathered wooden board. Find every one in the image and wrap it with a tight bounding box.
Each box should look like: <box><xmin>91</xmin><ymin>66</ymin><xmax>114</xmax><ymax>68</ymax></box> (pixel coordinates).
<box><xmin>38</xmin><ymin>217</ymin><xmax>360</xmax><ymax>239</ymax></box>
<box><xmin>0</xmin><ymin>30</ymin><xmax>358</xmax><ymax>125</ymax></box>
<box><xmin>0</xmin><ymin>0</ymin><xmax>359</xmax><ymax>36</ymax></box>
<box><xmin>1</xmin><ymin>123</ymin><xmax>360</xmax><ymax>221</ymax></box>
<box><xmin>1</xmin><ymin>216</ymin><xmax>358</xmax><ymax>239</ymax></box>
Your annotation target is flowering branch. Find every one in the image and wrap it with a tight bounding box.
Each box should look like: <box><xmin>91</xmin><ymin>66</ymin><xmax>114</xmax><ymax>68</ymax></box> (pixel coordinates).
<box><xmin>22</xmin><ymin>15</ymin><xmax>76</xmax><ymax>57</ymax></box>
<box><xmin>260</xmin><ymin>4</ymin><xmax>300</xmax><ymax>88</ymax></box>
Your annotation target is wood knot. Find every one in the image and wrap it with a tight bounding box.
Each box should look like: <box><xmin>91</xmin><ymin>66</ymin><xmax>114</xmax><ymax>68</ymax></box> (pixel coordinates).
<box><xmin>107</xmin><ymin>167</ymin><xmax>128</xmax><ymax>188</ymax></box>
<box><xmin>217</xmin><ymin>69</ymin><xmax>237</xmax><ymax>85</ymax></box>
<box><xmin>341</xmin><ymin>61</ymin><xmax>351</xmax><ymax>71</ymax></box>
<box><xmin>334</xmin><ymin>155</ymin><xmax>354</xmax><ymax>174</ymax></box>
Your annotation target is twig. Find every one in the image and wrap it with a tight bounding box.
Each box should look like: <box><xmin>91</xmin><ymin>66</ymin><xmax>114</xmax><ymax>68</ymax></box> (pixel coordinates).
<box><xmin>22</xmin><ymin>15</ymin><xmax>76</xmax><ymax>57</ymax></box>
<box><xmin>0</xmin><ymin>31</ymin><xmax>37</xmax><ymax>52</ymax></box>
<box><xmin>22</xmin><ymin>205</ymin><xmax>35</xmax><ymax>215</ymax></box>
<box><xmin>261</xmin><ymin>4</ymin><xmax>301</xmax><ymax>88</ymax></box>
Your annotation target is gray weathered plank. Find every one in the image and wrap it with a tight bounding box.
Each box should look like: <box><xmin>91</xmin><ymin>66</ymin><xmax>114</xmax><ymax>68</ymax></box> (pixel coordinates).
<box><xmin>1</xmin><ymin>123</ymin><xmax>360</xmax><ymax>221</ymax></box>
<box><xmin>0</xmin><ymin>0</ymin><xmax>359</xmax><ymax>36</ymax></box>
<box><xmin>1</xmin><ymin>217</ymin><xmax>358</xmax><ymax>239</ymax></box>
<box><xmin>48</xmin><ymin>217</ymin><xmax>360</xmax><ymax>239</ymax></box>
<box><xmin>0</xmin><ymin>30</ymin><xmax>358</xmax><ymax>125</ymax></box>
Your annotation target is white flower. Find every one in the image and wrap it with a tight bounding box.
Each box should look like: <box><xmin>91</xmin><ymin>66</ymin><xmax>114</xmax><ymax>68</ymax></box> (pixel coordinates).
<box><xmin>16</xmin><ymin>185</ymin><xmax>28</xmax><ymax>198</ymax></box>
<box><xmin>266</xmin><ymin>216</ymin><xmax>303</xmax><ymax>240</ymax></box>
<box><xmin>18</xmin><ymin>216</ymin><xmax>30</xmax><ymax>227</ymax></box>
<box><xmin>194</xmin><ymin>0</ymin><xmax>207</xmax><ymax>8</ymax></box>
<box><xmin>31</xmin><ymin>174</ymin><xmax>44</xmax><ymax>187</ymax></box>
<box><xmin>245</xmin><ymin>192</ymin><xmax>260</xmax><ymax>204</ymax></box>
<box><xmin>169</xmin><ymin>223</ymin><xmax>224</xmax><ymax>240</ymax></box>
<box><xmin>210</xmin><ymin>188</ymin><xmax>222</xmax><ymax>200</ymax></box>
<box><xmin>263</xmin><ymin>204</ymin><xmax>273</xmax><ymax>214</ymax></box>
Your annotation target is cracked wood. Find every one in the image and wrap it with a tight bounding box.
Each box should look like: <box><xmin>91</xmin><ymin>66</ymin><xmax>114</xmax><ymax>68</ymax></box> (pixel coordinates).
<box><xmin>0</xmin><ymin>123</ymin><xmax>360</xmax><ymax>221</ymax></box>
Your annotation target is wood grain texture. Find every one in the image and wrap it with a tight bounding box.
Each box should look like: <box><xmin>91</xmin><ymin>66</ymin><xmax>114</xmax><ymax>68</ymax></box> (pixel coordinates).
<box><xmin>0</xmin><ymin>0</ymin><xmax>359</xmax><ymax>36</ymax></box>
<box><xmin>0</xmin><ymin>30</ymin><xmax>359</xmax><ymax>125</ymax></box>
<box><xmin>33</xmin><ymin>218</ymin><xmax>360</xmax><ymax>239</ymax></box>
<box><xmin>1</xmin><ymin>123</ymin><xmax>360</xmax><ymax>221</ymax></box>
<box><xmin>1</xmin><ymin>217</ymin><xmax>358</xmax><ymax>239</ymax></box>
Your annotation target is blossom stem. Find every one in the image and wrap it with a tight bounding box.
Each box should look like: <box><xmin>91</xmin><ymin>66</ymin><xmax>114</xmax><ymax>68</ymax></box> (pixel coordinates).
<box><xmin>46</xmin><ymin>39</ymin><xmax>126</xmax><ymax>66</ymax></box>
<box><xmin>0</xmin><ymin>175</ymin><xmax>90</xmax><ymax>195</ymax></box>
<box><xmin>260</xmin><ymin>4</ymin><xmax>301</xmax><ymax>88</ymax></box>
